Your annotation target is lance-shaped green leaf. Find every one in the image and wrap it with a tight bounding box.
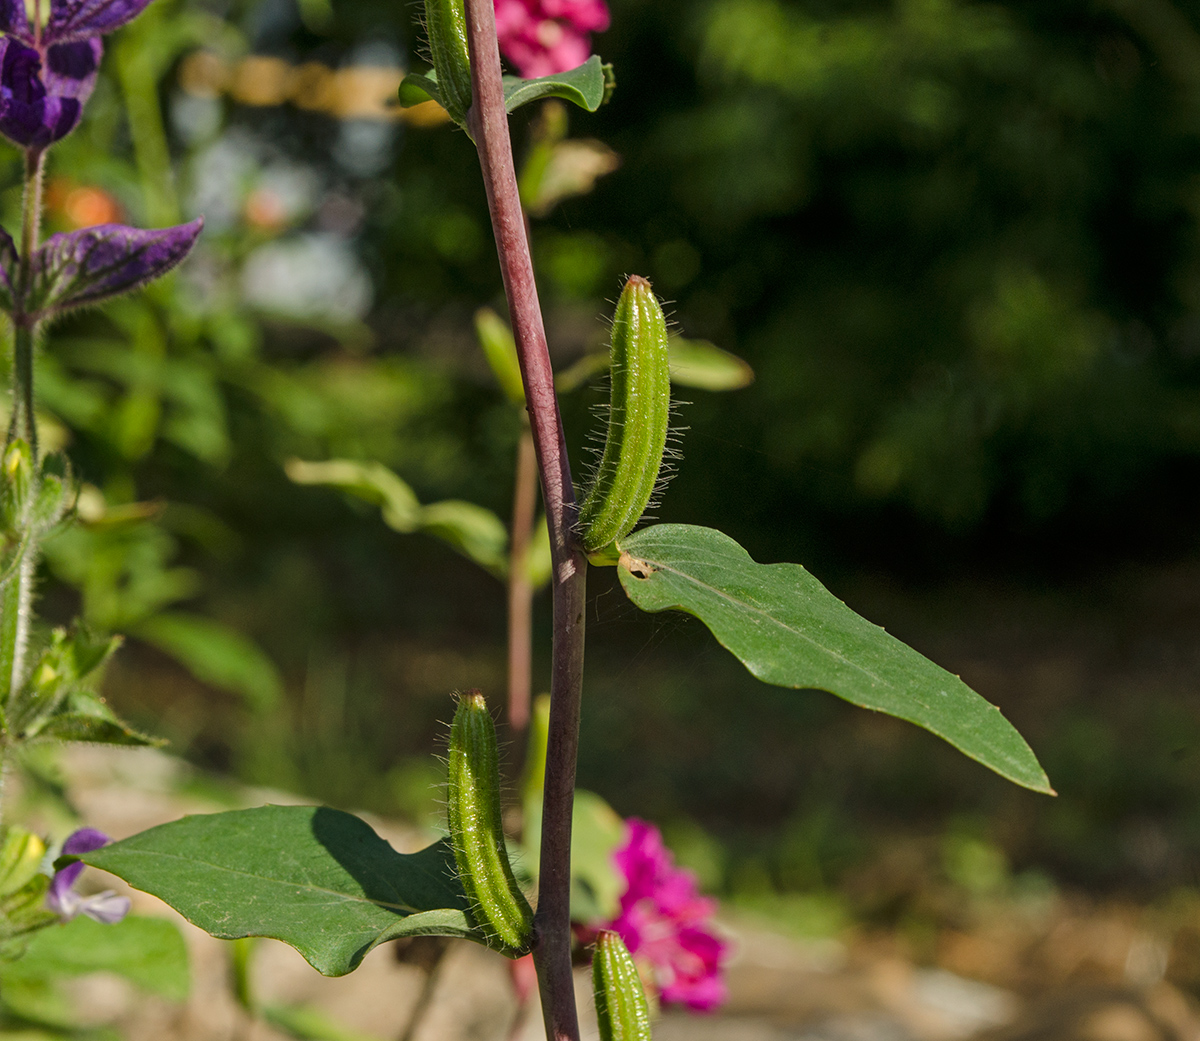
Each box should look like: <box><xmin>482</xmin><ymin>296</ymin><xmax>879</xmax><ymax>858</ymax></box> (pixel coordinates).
<box><xmin>24</xmin><ymin>218</ymin><xmax>203</xmax><ymax>320</ymax></box>
<box><xmin>74</xmin><ymin>805</ymin><xmax>480</xmax><ymax>976</ymax></box>
<box><xmin>668</xmin><ymin>337</ymin><xmax>754</xmax><ymax>391</ymax></box>
<box><xmin>286</xmin><ymin>458</ymin><xmax>510</xmax><ymax>577</ymax></box>
<box><xmin>27</xmin><ymin>688</ymin><xmax>160</xmax><ymax>746</ymax></box>
<box><xmin>136</xmin><ymin>612</ymin><xmax>282</xmax><ymax>713</ymax></box>
<box><xmin>617</xmin><ymin>525</ymin><xmax>1052</xmax><ymax>794</ymax></box>
<box><xmin>474</xmin><ymin>307</ymin><xmax>524</xmax><ymax>405</ymax></box>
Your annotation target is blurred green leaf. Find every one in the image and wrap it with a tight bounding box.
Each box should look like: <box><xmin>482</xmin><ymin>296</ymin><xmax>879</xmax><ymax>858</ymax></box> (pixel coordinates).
<box><xmin>286</xmin><ymin>458</ymin><xmax>421</xmax><ymax>531</ymax></box>
<box><xmin>525</xmin><ymin>516</ymin><xmax>552</xmax><ymax>590</ymax></box>
<box><xmin>520</xmin><ymin>702</ymin><xmax>623</xmax><ymax>921</ymax></box>
<box><xmin>136</xmin><ymin>613</ymin><xmax>282</xmax><ymax>713</ymax></box>
<box><xmin>418</xmin><ymin>500</ymin><xmax>508</xmax><ymax>577</ymax></box>
<box><xmin>263</xmin><ymin>1004</ymin><xmax>385</xmax><ymax>1041</ymax></box>
<box><xmin>523</xmin><ymin>789</ymin><xmax>624</xmax><ymax>924</ymax></box>
<box><xmin>0</xmin><ymin>915</ymin><xmax>188</xmax><ymax>1028</ymax></box>
<box><xmin>79</xmin><ymin>806</ymin><xmax>480</xmax><ymax>976</ymax></box>
<box><xmin>617</xmin><ymin>525</ymin><xmax>1052</xmax><ymax>793</ymax></box>
<box><xmin>9</xmin><ymin>915</ymin><xmax>189</xmax><ymax>1001</ymax></box>
<box><xmin>473</xmin><ymin>308</ymin><xmax>524</xmax><ymax>405</ymax></box>
<box><xmin>668</xmin><ymin>337</ymin><xmax>754</xmax><ymax>391</ymax></box>
<box><xmin>287</xmin><ymin>458</ymin><xmax>509</xmax><ymax>577</ymax></box>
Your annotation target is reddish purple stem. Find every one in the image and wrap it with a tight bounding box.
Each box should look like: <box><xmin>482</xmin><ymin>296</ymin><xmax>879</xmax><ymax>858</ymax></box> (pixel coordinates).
<box><xmin>463</xmin><ymin>4</ymin><xmax>587</xmax><ymax>1040</ymax></box>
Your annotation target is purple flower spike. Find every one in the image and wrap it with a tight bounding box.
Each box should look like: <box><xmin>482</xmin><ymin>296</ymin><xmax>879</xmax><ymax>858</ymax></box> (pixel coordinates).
<box><xmin>46</xmin><ymin>0</ymin><xmax>155</xmax><ymax>46</ymax></box>
<box><xmin>47</xmin><ymin>828</ymin><xmax>131</xmax><ymax>925</ymax></box>
<box><xmin>0</xmin><ymin>35</ymin><xmax>100</xmax><ymax>149</ymax></box>
<box><xmin>27</xmin><ymin>216</ymin><xmax>203</xmax><ymax>318</ymax></box>
<box><xmin>605</xmin><ymin>819</ymin><xmax>730</xmax><ymax>1013</ymax></box>
<box><xmin>0</xmin><ymin>0</ymin><xmax>32</xmax><ymax>44</ymax></box>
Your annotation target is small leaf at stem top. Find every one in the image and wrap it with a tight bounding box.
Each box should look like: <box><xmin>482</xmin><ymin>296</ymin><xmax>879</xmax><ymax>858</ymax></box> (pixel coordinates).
<box><xmin>502</xmin><ymin>56</ymin><xmax>613</xmax><ymax>114</ymax></box>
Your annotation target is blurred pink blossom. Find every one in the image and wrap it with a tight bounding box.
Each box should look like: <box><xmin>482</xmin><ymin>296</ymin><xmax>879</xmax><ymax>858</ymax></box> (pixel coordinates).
<box><xmin>606</xmin><ymin>818</ymin><xmax>728</xmax><ymax>1012</ymax></box>
<box><xmin>493</xmin><ymin>0</ymin><xmax>610</xmax><ymax>78</ymax></box>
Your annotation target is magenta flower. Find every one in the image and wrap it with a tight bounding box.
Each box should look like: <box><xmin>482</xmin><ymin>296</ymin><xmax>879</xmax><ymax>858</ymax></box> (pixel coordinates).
<box><xmin>493</xmin><ymin>0</ymin><xmax>609</xmax><ymax>79</ymax></box>
<box><xmin>605</xmin><ymin>818</ymin><xmax>729</xmax><ymax>1013</ymax></box>
<box><xmin>47</xmin><ymin>828</ymin><xmax>131</xmax><ymax>924</ymax></box>
<box><xmin>0</xmin><ymin>0</ymin><xmax>154</xmax><ymax>149</ymax></box>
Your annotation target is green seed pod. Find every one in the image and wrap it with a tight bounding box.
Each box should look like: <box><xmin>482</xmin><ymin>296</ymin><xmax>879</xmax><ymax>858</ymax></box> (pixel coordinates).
<box><xmin>447</xmin><ymin>689</ymin><xmax>534</xmax><ymax>956</ymax></box>
<box><xmin>593</xmin><ymin>930</ymin><xmax>653</xmax><ymax>1041</ymax></box>
<box><xmin>579</xmin><ymin>276</ymin><xmax>671</xmax><ymax>555</ymax></box>
<box><xmin>423</xmin><ymin>0</ymin><xmax>473</xmax><ymax>127</ymax></box>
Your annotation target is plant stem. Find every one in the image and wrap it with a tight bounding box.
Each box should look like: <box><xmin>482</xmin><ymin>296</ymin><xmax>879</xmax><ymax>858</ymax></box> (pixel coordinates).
<box><xmin>2</xmin><ymin>147</ymin><xmax>46</xmax><ymax>720</ymax></box>
<box><xmin>507</xmin><ymin>423</ymin><xmax>537</xmax><ymax>731</ymax></box>
<box><xmin>462</xmin><ymin>4</ymin><xmax>587</xmax><ymax>1038</ymax></box>
<box><xmin>9</xmin><ymin>148</ymin><xmax>44</xmax><ymax>458</ymax></box>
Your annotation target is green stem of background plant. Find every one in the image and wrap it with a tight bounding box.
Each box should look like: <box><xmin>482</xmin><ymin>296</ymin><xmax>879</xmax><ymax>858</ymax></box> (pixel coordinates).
<box><xmin>0</xmin><ymin>147</ymin><xmax>47</xmax><ymax>818</ymax></box>
<box><xmin>10</xmin><ymin>148</ymin><xmax>43</xmax><ymax>458</ymax></box>
<box><xmin>463</xmin><ymin>2</ymin><xmax>588</xmax><ymax>1037</ymax></box>
<box><xmin>507</xmin><ymin>424</ymin><xmax>537</xmax><ymax>731</ymax></box>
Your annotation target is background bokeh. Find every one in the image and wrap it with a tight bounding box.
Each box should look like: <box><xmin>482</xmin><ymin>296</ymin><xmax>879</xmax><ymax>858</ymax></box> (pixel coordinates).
<box><xmin>11</xmin><ymin>0</ymin><xmax>1200</xmax><ymax>953</ymax></box>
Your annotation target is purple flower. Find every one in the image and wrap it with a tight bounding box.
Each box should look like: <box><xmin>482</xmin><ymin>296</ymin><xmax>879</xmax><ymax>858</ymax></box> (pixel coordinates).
<box><xmin>605</xmin><ymin>819</ymin><xmax>729</xmax><ymax>1013</ymax></box>
<box><xmin>47</xmin><ymin>828</ymin><xmax>131</xmax><ymax>924</ymax></box>
<box><xmin>27</xmin><ymin>217</ymin><xmax>203</xmax><ymax>317</ymax></box>
<box><xmin>0</xmin><ymin>0</ymin><xmax>154</xmax><ymax>149</ymax></box>
<box><xmin>0</xmin><ymin>36</ymin><xmax>99</xmax><ymax>148</ymax></box>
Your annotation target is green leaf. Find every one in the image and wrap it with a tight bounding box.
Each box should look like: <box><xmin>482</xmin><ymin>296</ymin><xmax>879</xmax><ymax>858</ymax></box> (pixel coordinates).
<box><xmin>523</xmin><ymin>790</ymin><xmax>624</xmax><ymax>924</ymax></box>
<box><xmin>7</xmin><ymin>915</ymin><xmax>190</xmax><ymax>1001</ymax></box>
<box><xmin>135</xmin><ymin>613</ymin><xmax>282</xmax><ymax>714</ymax></box>
<box><xmin>263</xmin><ymin>1004</ymin><xmax>386</xmax><ymax>1041</ymax></box>
<box><xmin>502</xmin><ymin>57</ymin><xmax>613</xmax><ymax>114</ymax></box>
<box><xmin>668</xmin><ymin>337</ymin><xmax>755</xmax><ymax>391</ymax></box>
<box><xmin>30</xmin><ymin>689</ymin><xmax>160</xmax><ymax>747</ymax></box>
<box><xmin>77</xmin><ymin>806</ymin><xmax>479</xmax><ymax>976</ymax></box>
<box><xmin>525</xmin><ymin>516</ymin><xmax>552</xmax><ymax>590</ymax></box>
<box><xmin>617</xmin><ymin>525</ymin><xmax>1052</xmax><ymax>793</ymax></box>
<box><xmin>474</xmin><ymin>308</ymin><xmax>524</xmax><ymax>405</ymax></box>
<box><xmin>0</xmin><ymin>916</ymin><xmax>187</xmax><ymax>1028</ymax></box>
<box><xmin>285</xmin><ymin>458</ymin><xmax>421</xmax><ymax>532</ymax></box>
<box><xmin>287</xmin><ymin>459</ymin><xmax>510</xmax><ymax>577</ymax></box>
<box><xmin>397</xmin><ymin>72</ymin><xmax>441</xmax><ymax>109</ymax></box>
<box><xmin>418</xmin><ymin>501</ymin><xmax>509</xmax><ymax>577</ymax></box>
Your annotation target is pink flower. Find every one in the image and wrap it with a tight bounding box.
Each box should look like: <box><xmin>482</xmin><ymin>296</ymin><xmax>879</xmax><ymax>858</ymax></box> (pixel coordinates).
<box><xmin>493</xmin><ymin>0</ymin><xmax>610</xmax><ymax>78</ymax></box>
<box><xmin>605</xmin><ymin>819</ymin><xmax>729</xmax><ymax>1013</ymax></box>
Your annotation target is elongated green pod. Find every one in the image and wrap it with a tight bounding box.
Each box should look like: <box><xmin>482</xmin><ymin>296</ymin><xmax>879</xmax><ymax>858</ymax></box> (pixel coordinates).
<box><xmin>593</xmin><ymin>930</ymin><xmax>653</xmax><ymax>1041</ymax></box>
<box><xmin>423</xmin><ymin>0</ymin><xmax>472</xmax><ymax>126</ymax></box>
<box><xmin>579</xmin><ymin>276</ymin><xmax>671</xmax><ymax>555</ymax></box>
<box><xmin>447</xmin><ymin>689</ymin><xmax>534</xmax><ymax>956</ymax></box>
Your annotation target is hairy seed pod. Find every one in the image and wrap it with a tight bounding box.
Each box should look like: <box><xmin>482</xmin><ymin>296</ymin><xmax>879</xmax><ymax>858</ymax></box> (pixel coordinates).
<box><xmin>423</xmin><ymin>0</ymin><xmax>473</xmax><ymax>126</ymax></box>
<box><xmin>447</xmin><ymin>690</ymin><xmax>534</xmax><ymax>956</ymax></box>
<box><xmin>593</xmin><ymin>930</ymin><xmax>653</xmax><ymax>1041</ymax></box>
<box><xmin>578</xmin><ymin>276</ymin><xmax>671</xmax><ymax>554</ymax></box>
